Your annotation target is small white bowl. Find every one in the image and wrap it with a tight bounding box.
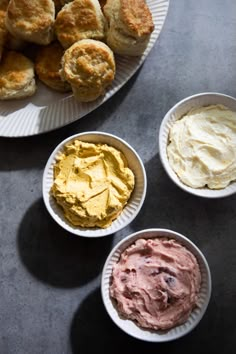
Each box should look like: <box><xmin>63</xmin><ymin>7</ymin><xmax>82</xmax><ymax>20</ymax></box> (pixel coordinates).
<box><xmin>159</xmin><ymin>92</ymin><xmax>236</xmax><ymax>198</ymax></box>
<box><xmin>101</xmin><ymin>228</ymin><xmax>211</xmax><ymax>342</ymax></box>
<box><xmin>42</xmin><ymin>131</ymin><xmax>147</xmax><ymax>237</ymax></box>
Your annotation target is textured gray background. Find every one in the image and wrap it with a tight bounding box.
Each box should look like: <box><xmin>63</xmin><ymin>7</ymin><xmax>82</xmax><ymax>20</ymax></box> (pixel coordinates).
<box><xmin>1</xmin><ymin>0</ymin><xmax>236</xmax><ymax>353</ymax></box>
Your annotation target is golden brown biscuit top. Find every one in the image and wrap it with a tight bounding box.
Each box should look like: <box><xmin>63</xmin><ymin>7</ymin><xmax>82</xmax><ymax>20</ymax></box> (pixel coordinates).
<box><xmin>35</xmin><ymin>41</ymin><xmax>64</xmax><ymax>80</ymax></box>
<box><xmin>7</xmin><ymin>0</ymin><xmax>55</xmax><ymax>31</ymax></box>
<box><xmin>120</xmin><ymin>0</ymin><xmax>154</xmax><ymax>37</ymax></box>
<box><xmin>62</xmin><ymin>40</ymin><xmax>115</xmax><ymax>88</ymax></box>
<box><xmin>0</xmin><ymin>51</ymin><xmax>33</xmax><ymax>90</ymax></box>
<box><xmin>55</xmin><ymin>0</ymin><xmax>105</xmax><ymax>48</ymax></box>
<box><xmin>56</xmin><ymin>0</ymin><xmax>99</xmax><ymax>31</ymax></box>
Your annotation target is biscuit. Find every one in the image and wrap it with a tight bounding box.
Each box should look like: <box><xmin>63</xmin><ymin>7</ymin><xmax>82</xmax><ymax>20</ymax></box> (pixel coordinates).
<box><xmin>0</xmin><ymin>50</ymin><xmax>36</xmax><ymax>100</ymax></box>
<box><xmin>35</xmin><ymin>41</ymin><xmax>71</xmax><ymax>92</ymax></box>
<box><xmin>103</xmin><ymin>0</ymin><xmax>154</xmax><ymax>56</ymax></box>
<box><xmin>55</xmin><ymin>0</ymin><xmax>106</xmax><ymax>49</ymax></box>
<box><xmin>5</xmin><ymin>0</ymin><xmax>55</xmax><ymax>45</ymax></box>
<box><xmin>60</xmin><ymin>39</ymin><xmax>115</xmax><ymax>102</ymax></box>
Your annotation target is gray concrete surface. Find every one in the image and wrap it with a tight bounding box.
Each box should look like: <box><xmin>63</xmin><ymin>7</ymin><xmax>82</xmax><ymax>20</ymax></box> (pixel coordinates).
<box><xmin>1</xmin><ymin>0</ymin><xmax>236</xmax><ymax>353</ymax></box>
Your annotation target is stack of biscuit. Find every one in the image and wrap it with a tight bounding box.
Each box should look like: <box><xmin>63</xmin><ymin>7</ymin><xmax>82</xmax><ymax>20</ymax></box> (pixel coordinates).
<box><xmin>0</xmin><ymin>0</ymin><xmax>154</xmax><ymax>102</ymax></box>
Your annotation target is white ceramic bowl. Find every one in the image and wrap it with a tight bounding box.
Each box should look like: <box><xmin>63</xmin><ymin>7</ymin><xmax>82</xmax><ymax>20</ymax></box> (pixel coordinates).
<box><xmin>101</xmin><ymin>228</ymin><xmax>211</xmax><ymax>342</ymax></box>
<box><xmin>42</xmin><ymin>132</ymin><xmax>147</xmax><ymax>237</ymax></box>
<box><xmin>159</xmin><ymin>92</ymin><xmax>236</xmax><ymax>198</ymax></box>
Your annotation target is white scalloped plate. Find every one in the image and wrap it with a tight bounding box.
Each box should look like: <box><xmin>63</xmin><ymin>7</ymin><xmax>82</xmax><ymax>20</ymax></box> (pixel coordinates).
<box><xmin>101</xmin><ymin>228</ymin><xmax>211</xmax><ymax>342</ymax></box>
<box><xmin>0</xmin><ymin>0</ymin><xmax>169</xmax><ymax>137</ymax></box>
<box><xmin>159</xmin><ymin>92</ymin><xmax>236</xmax><ymax>198</ymax></box>
<box><xmin>42</xmin><ymin>131</ymin><xmax>147</xmax><ymax>237</ymax></box>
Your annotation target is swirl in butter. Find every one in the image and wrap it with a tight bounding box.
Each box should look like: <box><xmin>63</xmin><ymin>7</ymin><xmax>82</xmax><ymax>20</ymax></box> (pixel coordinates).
<box><xmin>51</xmin><ymin>140</ymin><xmax>135</xmax><ymax>228</ymax></box>
<box><xmin>167</xmin><ymin>105</ymin><xmax>236</xmax><ymax>189</ymax></box>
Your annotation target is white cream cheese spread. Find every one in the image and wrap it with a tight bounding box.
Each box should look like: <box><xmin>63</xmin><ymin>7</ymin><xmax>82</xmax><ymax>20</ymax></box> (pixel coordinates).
<box><xmin>167</xmin><ymin>105</ymin><xmax>236</xmax><ymax>189</ymax></box>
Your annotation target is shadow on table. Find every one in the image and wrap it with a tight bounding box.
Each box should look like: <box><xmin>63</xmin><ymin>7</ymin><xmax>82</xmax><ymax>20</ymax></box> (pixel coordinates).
<box><xmin>70</xmin><ymin>288</ymin><xmax>220</xmax><ymax>354</ymax></box>
<box><xmin>131</xmin><ymin>153</ymin><xmax>236</xmax><ymax>245</ymax></box>
<box><xmin>17</xmin><ymin>198</ymin><xmax>113</xmax><ymax>288</ymax></box>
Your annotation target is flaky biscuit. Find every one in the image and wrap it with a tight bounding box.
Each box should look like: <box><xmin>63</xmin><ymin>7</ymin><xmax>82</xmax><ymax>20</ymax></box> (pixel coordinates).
<box><xmin>55</xmin><ymin>0</ymin><xmax>106</xmax><ymax>49</ymax></box>
<box><xmin>104</xmin><ymin>0</ymin><xmax>154</xmax><ymax>56</ymax></box>
<box><xmin>60</xmin><ymin>39</ymin><xmax>115</xmax><ymax>102</ymax></box>
<box><xmin>35</xmin><ymin>41</ymin><xmax>71</xmax><ymax>92</ymax></box>
<box><xmin>0</xmin><ymin>50</ymin><xmax>36</xmax><ymax>100</ymax></box>
<box><xmin>5</xmin><ymin>0</ymin><xmax>55</xmax><ymax>45</ymax></box>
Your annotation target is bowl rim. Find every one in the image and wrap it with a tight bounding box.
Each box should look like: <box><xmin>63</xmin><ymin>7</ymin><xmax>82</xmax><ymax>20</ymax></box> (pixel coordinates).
<box><xmin>42</xmin><ymin>131</ymin><xmax>147</xmax><ymax>237</ymax></box>
<box><xmin>159</xmin><ymin>92</ymin><xmax>236</xmax><ymax>198</ymax></box>
<box><xmin>101</xmin><ymin>228</ymin><xmax>212</xmax><ymax>342</ymax></box>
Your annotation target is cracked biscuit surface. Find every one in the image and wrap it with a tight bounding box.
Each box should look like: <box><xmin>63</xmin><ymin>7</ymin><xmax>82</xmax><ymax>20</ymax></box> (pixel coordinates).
<box><xmin>60</xmin><ymin>39</ymin><xmax>115</xmax><ymax>102</ymax></box>
<box><xmin>55</xmin><ymin>0</ymin><xmax>106</xmax><ymax>49</ymax></box>
<box><xmin>5</xmin><ymin>0</ymin><xmax>55</xmax><ymax>45</ymax></box>
<box><xmin>104</xmin><ymin>0</ymin><xmax>154</xmax><ymax>56</ymax></box>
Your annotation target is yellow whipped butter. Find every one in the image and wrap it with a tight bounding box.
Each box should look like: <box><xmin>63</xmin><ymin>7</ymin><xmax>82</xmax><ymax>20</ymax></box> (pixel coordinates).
<box><xmin>51</xmin><ymin>139</ymin><xmax>135</xmax><ymax>228</ymax></box>
<box><xmin>167</xmin><ymin>105</ymin><xmax>236</xmax><ymax>189</ymax></box>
